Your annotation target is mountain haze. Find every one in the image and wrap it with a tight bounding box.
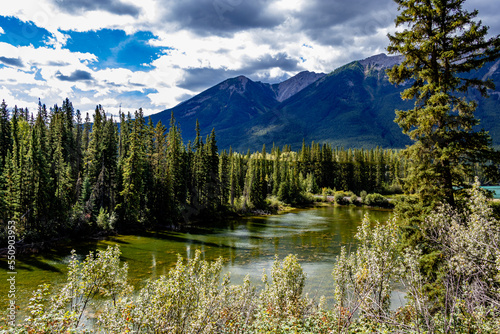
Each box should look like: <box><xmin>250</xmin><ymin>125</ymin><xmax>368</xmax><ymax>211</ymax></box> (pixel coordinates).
<box><xmin>150</xmin><ymin>54</ymin><xmax>500</xmax><ymax>151</ymax></box>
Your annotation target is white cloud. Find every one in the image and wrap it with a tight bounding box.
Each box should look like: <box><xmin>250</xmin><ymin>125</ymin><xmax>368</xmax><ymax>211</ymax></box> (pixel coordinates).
<box><xmin>100</xmin><ymin>97</ymin><xmax>119</xmax><ymax>106</ymax></box>
<box><xmin>80</xmin><ymin>97</ymin><xmax>93</xmax><ymax>105</ymax></box>
<box><xmin>0</xmin><ymin>86</ymin><xmax>39</xmax><ymax>112</ymax></box>
<box><xmin>148</xmin><ymin>85</ymin><xmax>193</xmax><ymax>109</ymax></box>
<box><xmin>0</xmin><ymin>67</ymin><xmax>36</xmax><ymax>85</ymax></box>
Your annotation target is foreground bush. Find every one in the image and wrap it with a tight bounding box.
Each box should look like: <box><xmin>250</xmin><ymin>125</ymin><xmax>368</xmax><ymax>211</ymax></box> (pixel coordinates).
<box><xmin>333</xmin><ymin>180</ymin><xmax>500</xmax><ymax>333</ymax></box>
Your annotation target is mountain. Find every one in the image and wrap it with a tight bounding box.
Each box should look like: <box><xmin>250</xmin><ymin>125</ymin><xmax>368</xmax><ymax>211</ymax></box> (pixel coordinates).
<box><xmin>270</xmin><ymin>71</ymin><xmax>326</xmax><ymax>102</ymax></box>
<box><xmin>150</xmin><ymin>70</ymin><xmax>326</xmax><ymax>150</ymax></box>
<box><xmin>150</xmin><ymin>54</ymin><xmax>500</xmax><ymax>151</ymax></box>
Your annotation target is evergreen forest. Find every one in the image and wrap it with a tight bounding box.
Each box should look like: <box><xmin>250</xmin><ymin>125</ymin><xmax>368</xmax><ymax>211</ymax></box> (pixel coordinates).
<box><xmin>0</xmin><ymin>98</ymin><xmax>405</xmax><ymax>245</ymax></box>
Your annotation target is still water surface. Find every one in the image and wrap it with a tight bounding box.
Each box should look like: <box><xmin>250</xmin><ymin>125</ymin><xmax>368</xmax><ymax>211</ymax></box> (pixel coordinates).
<box><xmin>1</xmin><ymin>206</ymin><xmax>393</xmax><ymax>313</ymax></box>
<box><xmin>484</xmin><ymin>186</ymin><xmax>500</xmax><ymax>199</ymax></box>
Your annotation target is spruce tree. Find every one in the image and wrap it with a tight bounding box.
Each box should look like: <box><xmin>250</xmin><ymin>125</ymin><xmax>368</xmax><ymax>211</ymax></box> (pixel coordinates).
<box><xmin>219</xmin><ymin>150</ymin><xmax>230</xmax><ymax>207</ymax></box>
<box><xmin>120</xmin><ymin>109</ymin><xmax>146</xmax><ymax>225</ymax></box>
<box><xmin>387</xmin><ymin>0</ymin><xmax>500</xmax><ymax>206</ymax></box>
<box><xmin>26</xmin><ymin>105</ymin><xmax>52</xmax><ymax>237</ymax></box>
<box><xmin>149</xmin><ymin>120</ymin><xmax>171</xmax><ymax>224</ymax></box>
<box><xmin>166</xmin><ymin>112</ymin><xmax>186</xmax><ymax>210</ymax></box>
<box><xmin>0</xmin><ymin>100</ymin><xmax>12</xmax><ymax>168</ymax></box>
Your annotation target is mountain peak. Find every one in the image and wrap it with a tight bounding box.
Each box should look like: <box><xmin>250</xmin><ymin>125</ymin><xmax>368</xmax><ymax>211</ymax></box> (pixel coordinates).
<box><xmin>272</xmin><ymin>71</ymin><xmax>325</xmax><ymax>102</ymax></box>
<box><xmin>219</xmin><ymin>75</ymin><xmax>251</xmax><ymax>94</ymax></box>
<box><xmin>359</xmin><ymin>53</ymin><xmax>403</xmax><ymax>70</ymax></box>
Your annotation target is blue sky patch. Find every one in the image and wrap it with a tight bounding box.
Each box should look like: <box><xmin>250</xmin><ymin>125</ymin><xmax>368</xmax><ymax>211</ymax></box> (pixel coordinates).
<box><xmin>0</xmin><ymin>16</ymin><xmax>54</xmax><ymax>48</ymax></box>
<box><xmin>62</xmin><ymin>29</ymin><xmax>169</xmax><ymax>71</ymax></box>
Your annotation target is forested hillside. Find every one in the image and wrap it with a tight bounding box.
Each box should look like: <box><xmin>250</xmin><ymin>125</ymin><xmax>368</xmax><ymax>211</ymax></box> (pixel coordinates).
<box><xmin>0</xmin><ymin>99</ymin><xmax>406</xmax><ymax>244</ymax></box>
<box><xmin>151</xmin><ymin>54</ymin><xmax>500</xmax><ymax>151</ymax></box>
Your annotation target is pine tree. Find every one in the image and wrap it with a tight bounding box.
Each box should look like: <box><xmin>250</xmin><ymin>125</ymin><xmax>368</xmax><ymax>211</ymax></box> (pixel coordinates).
<box><xmin>81</xmin><ymin>113</ymin><xmax>91</xmax><ymax>167</ymax></box>
<box><xmin>205</xmin><ymin>129</ymin><xmax>220</xmax><ymax>210</ymax></box>
<box><xmin>229</xmin><ymin>148</ymin><xmax>242</xmax><ymax>207</ymax></box>
<box><xmin>74</xmin><ymin>108</ymin><xmax>83</xmax><ymax>185</ymax></box>
<box><xmin>80</xmin><ymin>106</ymin><xmax>118</xmax><ymax>224</ymax></box>
<box><xmin>26</xmin><ymin>105</ymin><xmax>52</xmax><ymax>238</ymax></box>
<box><xmin>149</xmin><ymin>120</ymin><xmax>172</xmax><ymax>225</ymax></box>
<box><xmin>387</xmin><ymin>0</ymin><xmax>500</xmax><ymax>206</ymax></box>
<box><xmin>0</xmin><ymin>100</ymin><xmax>12</xmax><ymax>168</ymax></box>
<box><xmin>219</xmin><ymin>150</ymin><xmax>230</xmax><ymax>207</ymax></box>
<box><xmin>272</xmin><ymin>147</ymin><xmax>281</xmax><ymax>196</ymax></box>
<box><xmin>120</xmin><ymin>109</ymin><xmax>146</xmax><ymax>225</ymax></box>
<box><xmin>61</xmin><ymin>98</ymin><xmax>78</xmax><ymax>180</ymax></box>
<box><xmin>166</xmin><ymin>112</ymin><xmax>186</xmax><ymax>212</ymax></box>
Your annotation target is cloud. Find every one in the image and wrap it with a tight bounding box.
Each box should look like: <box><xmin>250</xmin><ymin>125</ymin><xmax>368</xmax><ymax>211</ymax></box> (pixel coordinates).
<box><xmin>177</xmin><ymin>67</ymin><xmax>236</xmax><ymax>91</ymax></box>
<box><xmin>0</xmin><ymin>56</ymin><xmax>24</xmax><ymax>67</ymax></box>
<box><xmin>463</xmin><ymin>0</ymin><xmax>500</xmax><ymax>37</ymax></box>
<box><xmin>52</xmin><ymin>0</ymin><xmax>141</xmax><ymax>17</ymax></box>
<box><xmin>0</xmin><ymin>0</ymin><xmax>499</xmax><ymax>118</ymax></box>
<box><xmin>162</xmin><ymin>0</ymin><xmax>285</xmax><ymax>36</ymax></box>
<box><xmin>56</xmin><ymin>70</ymin><xmax>94</xmax><ymax>82</ymax></box>
<box><xmin>244</xmin><ymin>53</ymin><xmax>300</xmax><ymax>73</ymax></box>
<box><xmin>294</xmin><ymin>0</ymin><xmax>398</xmax><ymax>45</ymax></box>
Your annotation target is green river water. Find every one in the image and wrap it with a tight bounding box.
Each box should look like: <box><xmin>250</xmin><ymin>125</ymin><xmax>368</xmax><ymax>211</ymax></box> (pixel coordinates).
<box><xmin>1</xmin><ymin>205</ymin><xmax>395</xmax><ymax>320</ymax></box>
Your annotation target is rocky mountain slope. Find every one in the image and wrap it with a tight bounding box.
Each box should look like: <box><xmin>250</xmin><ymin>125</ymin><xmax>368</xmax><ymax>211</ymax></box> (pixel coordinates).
<box><xmin>150</xmin><ymin>54</ymin><xmax>500</xmax><ymax>151</ymax></box>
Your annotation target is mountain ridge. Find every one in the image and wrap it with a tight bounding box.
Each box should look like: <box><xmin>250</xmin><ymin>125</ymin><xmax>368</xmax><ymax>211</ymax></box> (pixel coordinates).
<box><xmin>149</xmin><ymin>53</ymin><xmax>500</xmax><ymax>151</ymax></box>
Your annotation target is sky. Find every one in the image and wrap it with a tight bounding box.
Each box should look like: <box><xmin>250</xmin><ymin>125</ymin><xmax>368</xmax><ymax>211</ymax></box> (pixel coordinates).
<box><xmin>0</xmin><ymin>0</ymin><xmax>499</xmax><ymax>117</ymax></box>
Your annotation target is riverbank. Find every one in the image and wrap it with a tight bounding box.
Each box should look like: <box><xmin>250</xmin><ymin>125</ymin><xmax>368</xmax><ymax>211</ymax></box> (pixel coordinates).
<box><xmin>0</xmin><ymin>206</ymin><xmax>393</xmax><ymax>316</ymax></box>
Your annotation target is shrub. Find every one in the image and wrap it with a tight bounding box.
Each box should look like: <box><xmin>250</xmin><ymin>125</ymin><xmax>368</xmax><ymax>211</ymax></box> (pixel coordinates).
<box><xmin>360</xmin><ymin>190</ymin><xmax>368</xmax><ymax>204</ymax></box>
<box><xmin>349</xmin><ymin>195</ymin><xmax>361</xmax><ymax>206</ymax></box>
<box><xmin>23</xmin><ymin>245</ymin><xmax>131</xmax><ymax>333</ymax></box>
<box><xmin>333</xmin><ymin>215</ymin><xmax>401</xmax><ymax>327</ymax></box>
<box><xmin>386</xmin><ymin>182</ymin><xmax>403</xmax><ymax>194</ymax></box>
<box><xmin>98</xmin><ymin>250</ymin><xmax>256</xmax><ymax>333</ymax></box>
<box><xmin>491</xmin><ymin>200</ymin><xmax>500</xmax><ymax>219</ymax></box>
<box><xmin>322</xmin><ymin>187</ymin><xmax>336</xmax><ymax>196</ymax></box>
<box><xmin>364</xmin><ymin>193</ymin><xmax>389</xmax><ymax>208</ymax></box>
<box><xmin>266</xmin><ymin>195</ymin><xmax>289</xmax><ymax>212</ymax></box>
<box><xmin>96</xmin><ymin>208</ymin><xmax>117</xmax><ymax>231</ymax></box>
<box><xmin>252</xmin><ymin>255</ymin><xmax>310</xmax><ymax>331</ymax></box>
<box><xmin>334</xmin><ymin>192</ymin><xmax>349</xmax><ymax>205</ymax></box>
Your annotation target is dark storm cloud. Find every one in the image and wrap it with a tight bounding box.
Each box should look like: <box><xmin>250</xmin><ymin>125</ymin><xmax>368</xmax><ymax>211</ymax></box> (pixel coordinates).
<box><xmin>56</xmin><ymin>70</ymin><xmax>93</xmax><ymax>82</ymax></box>
<box><xmin>163</xmin><ymin>0</ymin><xmax>284</xmax><ymax>36</ymax></box>
<box><xmin>53</xmin><ymin>0</ymin><xmax>141</xmax><ymax>17</ymax></box>
<box><xmin>464</xmin><ymin>0</ymin><xmax>500</xmax><ymax>36</ymax></box>
<box><xmin>178</xmin><ymin>67</ymin><xmax>238</xmax><ymax>91</ymax></box>
<box><xmin>295</xmin><ymin>0</ymin><xmax>398</xmax><ymax>45</ymax></box>
<box><xmin>244</xmin><ymin>53</ymin><xmax>300</xmax><ymax>72</ymax></box>
<box><xmin>0</xmin><ymin>56</ymin><xmax>24</xmax><ymax>67</ymax></box>
<box><xmin>178</xmin><ymin>52</ymin><xmax>301</xmax><ymax>91</ymax></box>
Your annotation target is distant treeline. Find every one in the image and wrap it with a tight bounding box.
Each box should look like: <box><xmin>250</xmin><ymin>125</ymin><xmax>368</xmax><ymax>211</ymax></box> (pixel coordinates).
<box><xmin>0</xmin><ymin>99</ymin><xmax>407</xmax><ymax>243</ymax></box>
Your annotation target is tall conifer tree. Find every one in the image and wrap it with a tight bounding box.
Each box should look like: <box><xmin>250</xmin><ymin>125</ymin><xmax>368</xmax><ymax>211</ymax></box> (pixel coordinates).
<box><xmin>387</xmin><ymin>0</ymin><xmax>500</xmax><ymax>205</ymax></box>
<box><xmin>0</xmin><ymin>100</ymin><xmax>12</xmax><ymax>168</ymax></box>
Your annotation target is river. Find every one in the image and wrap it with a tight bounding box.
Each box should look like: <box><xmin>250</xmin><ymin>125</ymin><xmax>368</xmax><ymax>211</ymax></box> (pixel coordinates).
<box><xmin>484</xmin><ymin>186</ymin><xmax>500</xmax><ymax>199</ymax></box>
<box><xmin>1</xmin><ymin>205</ymin><xmax>393</xmax><ymax>319</ymax></box>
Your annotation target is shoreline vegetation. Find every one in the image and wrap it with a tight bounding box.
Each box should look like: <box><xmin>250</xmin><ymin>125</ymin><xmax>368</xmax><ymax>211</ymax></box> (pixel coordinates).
<box><xmin>0</xmin><ymin>193</ymin><xmax>396</xmax><ymax>257</ymax></box>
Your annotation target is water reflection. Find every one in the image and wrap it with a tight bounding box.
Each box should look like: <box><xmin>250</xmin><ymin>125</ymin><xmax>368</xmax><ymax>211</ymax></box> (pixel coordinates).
<box><xmin>1</xmin><ymin>206</ymin><xmax>392</xmax><ymax>310</ymax></box>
